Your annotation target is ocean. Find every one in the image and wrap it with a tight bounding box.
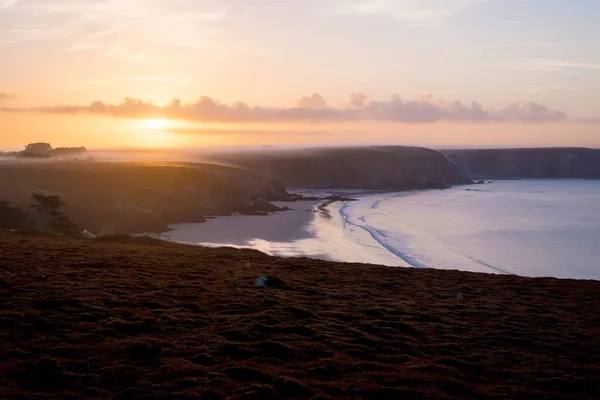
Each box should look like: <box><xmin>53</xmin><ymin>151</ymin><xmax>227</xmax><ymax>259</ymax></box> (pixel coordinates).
<box><xmin>159</xmin><ymin>180</ymin><xmax>600</xmax><ymax>281</ymax></box>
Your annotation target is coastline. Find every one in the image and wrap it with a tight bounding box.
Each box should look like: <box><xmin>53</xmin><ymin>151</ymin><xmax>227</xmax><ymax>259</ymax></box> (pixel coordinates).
<box><xmin>156</xmin><ymin>200</ymin><xmax>321</xmax><ymax>252</ymax></box>
<box><xmin>154</xmin><ymin>189</ymin><xmax>413</xmax><ymax>266</ymax></box>
<box><xmin>152</xmin><ymin>180</ymin><xmax>600</xmax><ymax>281</ymax></box>
<box><xmin>336</xmin><ymin>180</ymin><xmax>600</xmax><ymax>280</ymax></box>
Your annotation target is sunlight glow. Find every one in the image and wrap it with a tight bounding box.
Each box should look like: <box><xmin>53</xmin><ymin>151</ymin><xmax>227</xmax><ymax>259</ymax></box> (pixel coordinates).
<box><xmin>144</xmin><ymin>119</ymin><xmax>168</xmax><ymax>131</ymax></box>
<box><xmin>140</xmin><ymin>119</ymin><xmax>176</xmax><ymax>147</ymax></box>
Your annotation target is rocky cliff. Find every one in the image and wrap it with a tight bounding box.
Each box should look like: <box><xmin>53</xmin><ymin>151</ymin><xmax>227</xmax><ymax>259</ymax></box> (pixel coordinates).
<box><xmin>443</xmin><ymin>148</ymin><xmax>600</xmax><ymax>179</ymax></box>
<box><xmin>209</xmin><ymin>146</ymin><xmax>472</xmax><ymax>190</ymax></box>
<box><xmin>0</xmin><ymin>161</ymin><xmax>289</xmax><ymax>234</ymax></box>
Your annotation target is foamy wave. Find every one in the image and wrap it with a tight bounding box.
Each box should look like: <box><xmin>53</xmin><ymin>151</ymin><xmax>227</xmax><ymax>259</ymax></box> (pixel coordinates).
<box><xmin>336</xmin><ymin>192</ymin><xmax>514</xmax><ymax>275</ymax></box>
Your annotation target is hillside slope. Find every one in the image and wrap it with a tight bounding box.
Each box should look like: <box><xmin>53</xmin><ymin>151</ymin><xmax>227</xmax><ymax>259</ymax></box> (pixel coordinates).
<box><xmin>443</xmin><ymin>147</ymin><xmax>600</xmax><ymax>179</ymax></box>
<box><xmin>0</xmin><ymin>233</ymin><xmax>599</xmax><ymax>399</ymax></box>
<box><xmin>209</xmin><ymin>146</ymin><xmax>472</xmax><ymax>190</ymax></box>
<box><xmin>0</xmin><ymin>161</ymin><xmax>289</xmax><ymax>234</ymax></box>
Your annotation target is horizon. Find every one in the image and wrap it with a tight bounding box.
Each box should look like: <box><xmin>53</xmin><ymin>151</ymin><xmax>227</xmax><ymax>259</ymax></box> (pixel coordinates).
<box><xmin>1</xmin><ymin>0</ymin><xmax>599</xmax><ymax>149</ymax></box>
<box><xmin>3</xmin><ymin>142</ymin><xmax>600</xmax><ymax>155</ymax></box>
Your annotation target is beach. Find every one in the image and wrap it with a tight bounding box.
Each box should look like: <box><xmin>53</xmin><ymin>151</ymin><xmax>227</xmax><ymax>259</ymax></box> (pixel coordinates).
<box><xmin>158</xmin><ymin>180</ymin><xmax>600</xmax><ymax>281</ymax></box>
<box><xmin>1</xmin><ymin>232</ymin><xmax>599</xmax><ymax>399</ymax></box>
<box><xmin>158</xmin><ymin>195</ymin><xmax>408</xmax><ymax>267</ymax></box>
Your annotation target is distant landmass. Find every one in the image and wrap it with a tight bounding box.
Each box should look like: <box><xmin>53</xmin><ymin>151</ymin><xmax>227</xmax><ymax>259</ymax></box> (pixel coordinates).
<box><xmin>208</xmin><ymin>146</ymin><xmax>472</xmax><ymax>190</ymax></box>
<box><xmin>2</xmin><ymin>145</ymin><xmax>600</xmax><ymax>235</ymax></box>
<box><xmin>443</xmin><ymin>147</ymin><xmax>600</xmax><ymax>179</ymax></box>
<box><xmin>0</xmin><ymin>142</ymin><xmax>89</xmax><ymax>159</ymax></box>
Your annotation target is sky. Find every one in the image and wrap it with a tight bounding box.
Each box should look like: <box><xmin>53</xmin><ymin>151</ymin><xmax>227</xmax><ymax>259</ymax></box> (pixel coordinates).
<box><xmin>0</xmin><ymin>0</ymin><xmax>599</xmax><ymax>149</ymax></box>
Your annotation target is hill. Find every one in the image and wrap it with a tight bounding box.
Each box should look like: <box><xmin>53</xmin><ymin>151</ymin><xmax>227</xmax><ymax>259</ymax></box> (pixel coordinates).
<box><xmin>0</xmin><ymin>232</ymin><xmax>598</xmax><ymax>399</ymax></box>
<box><xmin>208</xmin><ymin>146</ymin><xmax>472</xmax><ymax>190</ymax></box>
<box><xmin>0</xmin><ymin>161</ymin><xmax>289</xmax><ymax>234</ymax></box>
<box><xmin>443</xmin><ymin>147</ymin><xmax>600</xmax><ymax>179</ymax></box>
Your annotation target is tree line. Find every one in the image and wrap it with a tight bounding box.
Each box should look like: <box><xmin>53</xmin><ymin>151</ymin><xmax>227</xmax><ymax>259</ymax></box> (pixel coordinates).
<box><xmin>0</xmin><ymin>193</ymin><xmax>78</xmax><ymax>232</ymax></box>
<box><xmin>0</xmin><ymin>143</ymin><xmax>88</xmax><ymax>159</ymax></box>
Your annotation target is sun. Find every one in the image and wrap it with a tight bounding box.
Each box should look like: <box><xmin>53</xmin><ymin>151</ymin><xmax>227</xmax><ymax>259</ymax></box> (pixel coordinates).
<box><xmin>140</xmin><ymin>118</ymin><xmax>175</xmax><ymax>147</ymax></box>
<box><xmin>144</xmin><ymin>118</ymin><xmax>168</xmax><ymax>131</ymax></box>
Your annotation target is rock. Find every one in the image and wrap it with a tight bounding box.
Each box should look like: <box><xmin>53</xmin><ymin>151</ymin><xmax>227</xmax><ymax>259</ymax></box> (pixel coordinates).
<box><xmin>456</xmin><ymin>293</ymin><xmax>465</xmax><ymax>300</ymax></box>
<box><xmin>255</xmin><ymin>276</ymin><xmax>285</xmax><ymax>287</ymax></box>
<box><xmin>81</xmin><ymin>229</ymin><xmax>97</xmax><ymax>239</ymax></box>
<box><xmin>265</xmin><ymin>276</ymin><xmax>285</xmax><ymax>287</ymax></box>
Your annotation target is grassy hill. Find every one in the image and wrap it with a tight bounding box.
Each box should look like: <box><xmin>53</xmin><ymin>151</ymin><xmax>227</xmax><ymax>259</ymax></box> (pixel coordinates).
<box><xmin>0</xmin><ymin>232</ymin><xmax>598</xmax><ymax>399</ymax></box>
<box><xmin>0</xmin><ymin>161</ymin><xmax>289</xmax><ymax>234</ymax></box>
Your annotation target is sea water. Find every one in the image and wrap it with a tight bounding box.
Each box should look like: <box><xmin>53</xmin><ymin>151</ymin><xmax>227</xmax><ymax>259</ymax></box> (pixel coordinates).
<box><xmin>160</xmin><ymin>180</ymin><xmax>600</xmax><ymax>280</ymax></box>
<box><xmin>337</xmin><ymin>180</ymin><xmax>600</xmax><ymax>280</ymax></box>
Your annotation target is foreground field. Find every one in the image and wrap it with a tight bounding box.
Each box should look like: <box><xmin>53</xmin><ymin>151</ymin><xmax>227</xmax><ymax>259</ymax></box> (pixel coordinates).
<box><xmin>0</xmin><ymin>233</ymin><xmax>599</xmax><ymax>399</ymax></box>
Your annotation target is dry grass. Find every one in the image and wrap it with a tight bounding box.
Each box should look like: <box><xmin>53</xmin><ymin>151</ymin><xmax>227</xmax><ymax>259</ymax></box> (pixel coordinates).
<box><xmin>0</xmin><ymin>232</ymin><xmax>599</xmax><ymax>399</ymax></box>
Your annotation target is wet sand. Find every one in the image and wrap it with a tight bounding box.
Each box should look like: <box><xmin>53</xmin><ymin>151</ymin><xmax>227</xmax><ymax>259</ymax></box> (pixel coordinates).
<box><xmin>158</xmin><ymin>196</ymin><xmax>407</xmax><ymax>266</ymax></box>
<box><xmin>160</xmin><ymin>201</ymin><xmax>320</xmax><ymax>246</ymax></box>
<box><xmin>0</xmin><ymin>232</ymin><xmax>599</xmax><ymax>399</ymax></box>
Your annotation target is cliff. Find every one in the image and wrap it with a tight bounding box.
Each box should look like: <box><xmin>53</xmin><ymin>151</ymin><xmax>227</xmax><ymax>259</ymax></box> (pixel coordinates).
<box><xmin>209</xmin><ymin>146</ymin><xmax>472</xmax><ymax>190</ymax></box>
<box><xmin>0</xmin><ymin>161</ymin><xmax>289</xmax><ymax>234</ymax></box>
<box><xmin>443</xmin><ymin>147</ymin><xmax>600</xmax><ymax>179</ymax></box>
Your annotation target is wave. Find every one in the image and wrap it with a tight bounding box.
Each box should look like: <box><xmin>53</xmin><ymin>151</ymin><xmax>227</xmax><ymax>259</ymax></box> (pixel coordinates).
<box><xmin>338</xmin><ymin>193</ymin><xmax>515</xmax><ymax>275</ymax></box>
<box><xmin>340</xmin><ymin>200</ymin><xmax>430</xmax><ymax>269</ymax></box>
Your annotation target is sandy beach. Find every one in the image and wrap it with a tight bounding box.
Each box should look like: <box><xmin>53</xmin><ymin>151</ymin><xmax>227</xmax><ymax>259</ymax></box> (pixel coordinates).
<box><xmin>1</xmin><ymin>232</ymin><xmax>599</xmax><ymax>399</ymax></box>
<box><xmin>157</xmin><ymin>180</ymin><xmax>600</xmax><ymax>281</ymax></box>
<box><xmin>160</xmin><ymin>201</ymin><xmax>320</xmax><ymax>248</ymax></box>
<box><xmin>158</xmin><ymin>196</ymin><xmax>409</xmax><ymax>267</ymax></box>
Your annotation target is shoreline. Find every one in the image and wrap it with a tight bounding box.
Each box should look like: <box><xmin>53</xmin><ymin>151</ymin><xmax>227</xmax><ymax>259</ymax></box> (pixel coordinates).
<box><xmin>151</xmin><ymin>180</ymin><xmax>600</xmax><ymax>281</ymax></box>
<box><xmin>153</xmin><ymin>188</ymin><xmax>411</xmax><ymax>266</ymax></box>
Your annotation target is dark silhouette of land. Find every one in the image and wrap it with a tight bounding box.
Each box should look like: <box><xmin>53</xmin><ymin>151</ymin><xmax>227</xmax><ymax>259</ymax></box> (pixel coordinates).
<box><xmin>444</xmin><ymin>147</ymin><xmax>600</xmax><ymax>179</ymax></box>
<box><xmin>207</xmin><ymin>146</ymin><xmax>472</xmax><ymax>190</ymax></box>
<box><xmin>0</xmin><ymin>142</ymin><xmax>88</xmax><ymax>159</ymax></box>
<box><xmin>0</xmin><ymin>161</ymin><xmax>289</xmax><ymax>234</ymax></box>
<box><xmin>4</xmin><ymin>145</ymin><xmax>600</xmax><ymax>236</ymax></box>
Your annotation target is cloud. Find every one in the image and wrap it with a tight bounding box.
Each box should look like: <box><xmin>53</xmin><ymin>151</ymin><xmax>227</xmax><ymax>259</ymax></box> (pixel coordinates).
<box><xmin>349</xmin><ymin>93</ymin><xmax>369</xmax><ymax>109</ymax></box>
<box><xmin>494</xmin><ymin>42</ymin><xmax>564</xmax><ymax>48</ymax></box>
<box><xmin>573</xmin><ymin>117</ymin><xmax>600</xmax><ymax>124</ymax></box>
<box><xmin>0</xmin><ymin>0</ymin><xmax>235</xmax><ymax>62</ymax></box>
<box><xmin>0</xmin><ymin>92</ymin><xmax>14</xmax><ymax>101</ymax></box>
<box><xmin>329</xmin><ymin>0</ymin><xmax>483</xmax><ymax>28</ymax></box>
<box><xmin>0</xmin><ymin>93</ymin><xmax>572</xmax><ymax>124</ymax></box>
<box><xmin>165</xmin><ymin>127</ymin><xmax>326</xmax><ymax>136</ymax></box>
<box><xmin>296</xmin><ymin>93</ymin><xmax>328</xmax><ymax>108</ymax></box>
<box><xmin>510</xmin><ymin>58</ymin><xmax>600</xmax><ymax>72</ymax></box>
<box><xmin>495</xmin><ymin>20</ymin><xmax>521</xmax><ymax>24</ymax></box>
